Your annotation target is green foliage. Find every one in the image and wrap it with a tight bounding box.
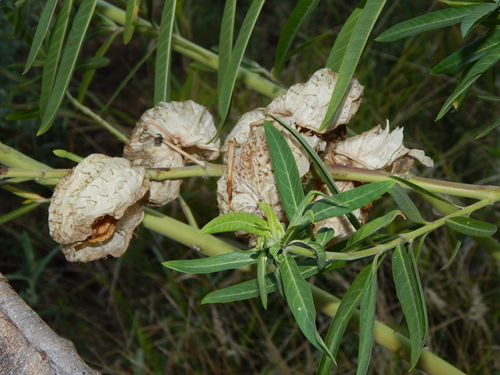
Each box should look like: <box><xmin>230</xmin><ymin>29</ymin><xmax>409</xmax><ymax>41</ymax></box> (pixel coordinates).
<box><xmin>377</xmin><ymin>1</ymin><xmax>500</xmax><ymax>122</ymax></box>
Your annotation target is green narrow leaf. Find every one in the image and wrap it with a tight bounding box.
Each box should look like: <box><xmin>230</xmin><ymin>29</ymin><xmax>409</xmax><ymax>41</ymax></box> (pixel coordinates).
<box><xmin>432</xmin><ymin>30</ymin><xmax>500</xmax><ymax>75</ymax></box>
<box><xmin>280</xmin><ymin>252</ymin><xmax>332</xmax><ymax>357</ymax></box>
<box><xmin>257</xmin><ymin>202</ymin><xmax>285</xmax><ymax>241</ymax></box>
<box><xmin>320</xmin><ymin>0</ymin><xmax>387</xmax><ymax>132</ymax></box>
<box><xmin>289</xmin><ymin>240</ymin><xmax>326</xmax><ymax>269</ymax></box>
<box><xmin>325</xmin><ymin>5</ymin><xmax>362</xmax><ymax>72</ymax></box>
<box><xmin>163</xmin><ymin>250</ymin><xmax>258</xmax><ymax>274</ymax></box>
<box><xmin>388</xmin><ymin>183</ymin><xmax>427</xmax><ymax>224</ymax></box>
<box><xmin>461</xmin><ymin>2</ymin><xmax>497</xmax><ymax>37</ymax></box>
<box><xmin>38</xmin><ymin>0</ymin><xmax>97</xmax><ymax>135</ymax></box>
<box><xmin>39</xmin><ymin>0</ymin><xmax>73</xmax><ymax>119</ymax></box>
<box><xmin>202</xmin><ymin>259</ymin><xmax>348</xmax><ymax>304</ymax></box>
<box><xmin>218</xmin><ymin>0</ymin><xmax>265</xmax><ymax>127</ymax></box>
<box><xmin>315</xmin><ymin>227</ymin><xmax>335</xmax><ymax>247</ymax></box>
<box><xmin>317</xmin><ymin>263</ymin><xmax>373</xmax><ymax>375</ymax></box>
<box><xmin>200</xmin><ymin>212</ymin><xmax>270</xmax><ymax>236</ymax></box>
<box><xmin>264</xmin><ymin>120</ymin><xmax>305</xmax><ymax>221</ymax></box>
<box><xmin>5</xmin><ymin>107</ymin><xmax>40</xmax><ymax>121</ymax></box>
<box><xmin>412</xmin><ymin>234</ymin><xmax>427</xmax><ymax>260</ymax></box>
<box><xmin>390</xmin><ymin>176</ymin><xmax>460</xmax><ymax>208</ymax></box>
<box><xmin>23</xmin><ymin>0</ymin><xmax>57</xmax><ymax>74</ymax></box>
<box><xmin>476</xmin><ymin>117</ymin><xmax>500</xmax><ymax>139</ymax></box>
<box><xmin>123</xmin><ymin>0</ymin><xmax>140</xmax><ymax>44</ymax></box>
<box><xmin>346</xmin><ymin>210</ymin><xmax>402</xmax><ymax>249</ymax></box>
<box><xmin>154</xmin><ymin>0</ymin><xmax>176</xmax><ymax>104</ymax></box>
<box><xmin>408</xmin><ymin>247</ymin><xmax>428</xmax><ymax>347</ymax></box>
<box><xmin>436</xmin><ymin>41</ymin><xmax>500</xmax><ymax>120</ymax></box>
<box><xmin>309</xmin><ymin>180</ymin><xmax>395</xmax><ymax>223</ymax></box>
<box><xmin>441</xmin><ymin>232</ymin><xmax>464</xmax><ymax>270</ymax></box>
<box><xmin>446</xmin><ymin>216</ymin><xmax>497</xmax><ymax>237</ymax></box>
<box><xmin>218</xmin><ymin>0</ymin><xmax>236</xmax><ymax>102</ymax></box>
<box><xmin>53</xmin><ymin>149</ymin><xmax>84</xmax><ymax>162</ymax></box>
<box><xmin>273</xmin><ymin>0</ymin><xmax>319</xmax><ymax>76</ymax></box>
<box><xmin>375</xmin><ymin>5</ymin><xmax>475</xmax><ymax>42</ymax></box>
<box><xmin>356</xmin><ymin>256</ymin><xmax>378</xmax><ymax>375</ymax></box>
<box><xmin>257</xmin><ymin>251</ymin><xmax>268</xmax><ymax>309</ymax></box>
<box><xmin>392</xmin><ymin>244</ymin><xmax>426</xmax><ymax>369</ymax></box>
<box><xmin>77</xmin><ymin>29</ymin><xmax>120</xmax><ymax>102</ymax></box>
<box><xmin>0</xmin><ymin>203</ymin><xmax>41</xmax><ymax>225</ymax></box>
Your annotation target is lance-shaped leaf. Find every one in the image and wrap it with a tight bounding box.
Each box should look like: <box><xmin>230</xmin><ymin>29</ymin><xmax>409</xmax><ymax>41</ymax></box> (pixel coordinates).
<box><xmin>23</xmin><ymin>0</ymin><xmax>57</xmax><ymax>74</ymax></box>
<box><xmin>258</xmin><ymin>201</ymin><xmax>285</xmax><ymax>242</ymax></box>
<box><xmin>461</xmin><ymin>2</ymin><xmax>497</xmax><ymax>37</ymax></box>
<box><xmin>375</xmin><ymin>5</ymin><xmax>475</xmax><ymax>42</ymax></box>
<box><xmin>273</xmin><ymin>0</ymin><xmax>319</xmax><ymax>75</ymax></box>
<box><xmin>309</xmin><ymin>180</ymin><xmax>395</xmax><ymax>223</ymax></box>
<box><xmin>218</xmin><ymin>0</ymin><xmax>265</xmax><ymax>127</ymax></box>
<box><xmin>154</xmin><ymin>0</ymin><xmax>176</xmax><ymax>104</ymax></box>
<box><xmin>202</xmin><ymin>259</ymin><xmax>348</xmax><ymax>304</ymax></box>
<box><xmin>392</xmin><ymin>244</ymin><xmax>427</xmax><ymax>369</ymax></box>
<box><xmin>356</xmin><ymin>256</ymin><xmax>379</xmax><ymax>375</ymax></box>
<box><xmin>446</xmin><ymin>216</ymin><xmax>497</xmax><ymax>237</ymax></box>
<box><xmin>200</xmin><ymin>212</ymin><xmax>270</xmax><ymax>236</ymax></box>
<box><xmin>280</xmin><ymin>252</ymin><xmax>332</xmax><ymax>357</ymax></box>
<box><xmin>388</xmin><ymin>184</ymin><xmax>427</xmax><ymax>224</ymax></box>
<box><xmin>39</xmin><ymin>0</ymin><xmax>73</xmax><ymax>119</ymax></box>
<box><xmin>257</xmin><ymin>251</ymin><xmax>268</xmax><ymax>309</ymax></box>
<box><xmin>264</xmin><ymin>120</ymin><xmax>305</xmax><ymax>221</ymax></box>
<box><xmin>319</xmin><ymin>0</ymin><xmax>386</xmax><ymax>132</ymax></box>
<box><xmin>123</xmin><ymin>0</ymin><xmax>141</xmax><ymax>44</ymax></box>
<box><xmin>476</xmin><ymin>117</ymin><xmax>500</xmax><ymax>139</ymax></box>
<box><xmin>38</xmin><ymin>0</ymin><xmax>97</xmax><ymax>135</ymax></box>
<box><xmin>346</xmin><ymin>210</ymin><xmax>402</xmax><ymax>249</ymax></box>
<box><xmin>163</xmin><ymin>250</ymin><xmax>258</xmax><ymax>274</ymax></box>
<box><xmin>432</xmin><ymin>30</ymin><xmax>500</xmax><ymax>75</ymax></box>
<box><xmin>436</xmin><ymin>41</ymin><xmax>500</xmax><ymax>120</ymax></box>
<box><xmin>317</xmin><ymin>263</ymin><xmax>373</xmax><ymax>375</ymax></box>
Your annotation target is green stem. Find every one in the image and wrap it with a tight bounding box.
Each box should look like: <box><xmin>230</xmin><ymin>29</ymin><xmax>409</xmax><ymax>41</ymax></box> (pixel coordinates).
<box><xmin>66</xmin><ymin>92</ymin><xmax>129</xmax><ymax>143</ymax></box>
<box><xmin>0</xmin><ymin>165</ymin><xmax>225</xmax><ymax>184</ymax></box>
<box><xmin>327</xmin><ymin>164</ymin><xmax>500</xmax><ymax>200</ymax></box>
<box><xmin>94</xmin><ymin>0</ymin><xmax>286</xmax><ymax>99</ymax></box>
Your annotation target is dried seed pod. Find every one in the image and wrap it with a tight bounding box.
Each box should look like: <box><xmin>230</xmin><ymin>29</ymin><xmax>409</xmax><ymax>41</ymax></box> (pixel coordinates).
<box><xmin>327</xmin><ymin>123</ymin><xmax>434</xmax><ymax>173</ymax></box>
<box><xmin>48</xmin><ymin>154</ymin><xmax>149</xmax><ymax>262</ymax></box>
<box><xmin>267</xmin><ymin>68</ymin><xmax>364</xmax><ymax>134</ymax></box>
<box><xmin>217</xmin><ymin>124</ymin><xmax>287</xmax><ymax>222</ymax></box>
<box><xmin>124</xmin><ymin>100</ymin><xmax>220</xmax><ymax>206</ymax></box>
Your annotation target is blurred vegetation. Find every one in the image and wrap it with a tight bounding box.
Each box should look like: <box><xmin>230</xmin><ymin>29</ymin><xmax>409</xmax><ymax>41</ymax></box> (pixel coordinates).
<box><xmin>1</xmin><ymin>0</ymin><xmax>499</xmax><ymax>374</ymax></box>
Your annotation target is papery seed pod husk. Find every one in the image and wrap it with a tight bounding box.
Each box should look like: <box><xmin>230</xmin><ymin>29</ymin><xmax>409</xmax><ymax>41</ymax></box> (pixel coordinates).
<box><xmin>266</xmin><ymin>68</ymin><xmax>364</xmax><ymax>134</ymax></box>
<box><xmin>124</xmin><ymin>100</ymin><xmax>220</xmax><ymax>206</ymax></box>
<box><xmin>48</xmin><ymin>154</ymin><xmax>149</xmax><ymax>262</ymax></box>
<box><xmin>326</xmin><ymin>123</ymin><xmax>434</xmax><ymax>173</ymax></box>
<box><xmin>217</xmin><ymin>125</ymin><xmax>287</xmax><ymax>222</ymax></box>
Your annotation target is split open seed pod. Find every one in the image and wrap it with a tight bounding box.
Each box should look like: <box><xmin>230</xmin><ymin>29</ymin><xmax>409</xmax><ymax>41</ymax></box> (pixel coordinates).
<box><xmin>48</xmin><ymin>154</ymin><xmax>149</xmax><ymax>262</ymax></box>
<box><xmin>124</xmin><ymin>100</ymin><xmax>220</xmax><ymax>206</ymax></box>
<box><xmin>266</xmin><ymin>68</ymin><xmax>364</xmax><ymax>134</ymax></box>
<box><xmin>326</xmin><ymin>123</ymin><xmax>434</xmax><ymax>173</ymax></box>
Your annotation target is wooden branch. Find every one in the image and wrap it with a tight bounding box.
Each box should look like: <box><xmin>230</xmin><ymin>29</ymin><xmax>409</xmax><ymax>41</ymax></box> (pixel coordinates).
<box><xmin>0</xmin><ymin>273</ymin><xmax>100</xmax><ymax>374</ymax></box>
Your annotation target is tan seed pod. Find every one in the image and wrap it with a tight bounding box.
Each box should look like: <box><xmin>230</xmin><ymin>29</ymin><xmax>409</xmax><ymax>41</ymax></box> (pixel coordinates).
<box><xmin>124</xmin><ymin>101</ymin><xmax>220</xmax><ymax>206</ymax></box>
<box><xmin>327</xmin><ymin>123</ymin><xmax>434</xmax><ymax>173</ymax></box>
<box><xmin>48</xmin><ymin>154</ymin><xmax>149</xmax><ymax>262</ymax></box>
<box><xmin>266</xmin><ymin>68</ymin><xmax>364</xmax><ymax>134</ymax></box>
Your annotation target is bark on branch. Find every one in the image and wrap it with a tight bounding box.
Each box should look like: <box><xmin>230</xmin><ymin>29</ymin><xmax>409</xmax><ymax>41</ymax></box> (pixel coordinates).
<box><xmin>0</xmin><ymin>273</ymin><xmax>100</xmax><ymax>375</ymax></box>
